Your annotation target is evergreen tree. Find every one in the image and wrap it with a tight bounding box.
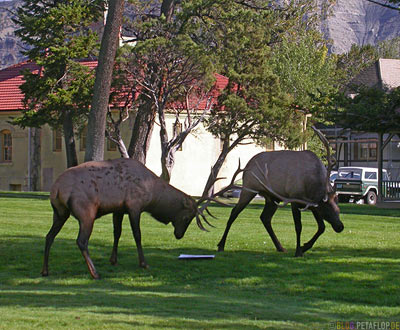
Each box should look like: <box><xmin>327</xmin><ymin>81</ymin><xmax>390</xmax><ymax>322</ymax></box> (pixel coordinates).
<box><xmin>12</xmin><ymin>0</ymin><xmax>105</xmax><ymax>167</ymax></box>
<box><xmin>333</xmin><ymin>86</ymin><xmax>400</xmax><ymax>134</ymax></box>
<box><xmin>186</xmin><ymin>0</ymin><xmax>337</xmax><ymax>196</ymax></box>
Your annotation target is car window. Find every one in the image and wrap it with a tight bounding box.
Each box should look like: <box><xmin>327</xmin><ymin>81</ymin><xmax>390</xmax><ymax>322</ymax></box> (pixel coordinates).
<box><xmin>330</xmin><ymin>173</ymin><xmax>337</xmax><ymax>181</ymax></box>
<box><xmin>338</xmin><ymin>169</ymin><xmax>361</xmax><ymax>179</ymax></box>
<box><xmin>364</xmin><ymin>172</ymin><xmax>376</xmax><ymax>180</ymax></box>
<box><xmin>383</xmin><ymin>172</ymin><xmax>389</xmax><ymax>180</ymax></box>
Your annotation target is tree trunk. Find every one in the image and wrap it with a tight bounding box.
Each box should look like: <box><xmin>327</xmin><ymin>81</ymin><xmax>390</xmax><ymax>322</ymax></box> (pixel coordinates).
<box><xmin>28</xmin><ymin>127</ymin><xmax>41</xmax><ymax>191</ymax></box>
<box><xmin>202</xmin><ymin>140</ymin><xmax>230</xmax><ymax>197</ymax></box>
<box><xmin>85</xmin><ymin>0</ymin><xmax>124</xmax><ymax>162</ymax></box>
<box><xmin>161</xmin><ymin>0</ymin><xmax>176</xmax><ymax>21</ymax></box>
<box><xmin>63</xmin><ymin>110</ymin><xmax>78</xmax><ymax>168</ymax></box>
<box><xmin>116</xmin><ymin>137</ymin><xmax>129</xmax><ymax>159</ymax></box>
<box><xmin>126</xmin><ymin>0</ymin><xmax>177</xmax><ymax>164</ymax></box>
<box><xmin>201</xmin><ymin>137</ymin><xmax>242</xmax><ymax>197</ymax></box>
<box><xmin>160</xmin><ymin>148</ymin><xmax>175</xmax><ymax>182</ymax></box>
<box><xmin>127</xmin><ymin>96</ymin><xmax>156</xmax><ymax>163</ymax></box>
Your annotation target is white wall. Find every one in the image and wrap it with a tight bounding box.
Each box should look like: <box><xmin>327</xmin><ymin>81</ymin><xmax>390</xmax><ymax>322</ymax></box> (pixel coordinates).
<box><xmin>144</xmin><ymin>113</ymin><xmax>266</xmax><ymax>196</ymax></box>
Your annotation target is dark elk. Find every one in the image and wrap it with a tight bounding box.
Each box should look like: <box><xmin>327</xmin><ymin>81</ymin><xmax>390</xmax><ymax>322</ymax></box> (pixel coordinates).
<box><xmin>217</xmin><ymin>126</ymin><xmax>344</xmax><ymax>257</ymax></box>
<box><xmin>41</xmin><ymin>158</ymin><xmax>223</xmax><ymax>279</ymax></box>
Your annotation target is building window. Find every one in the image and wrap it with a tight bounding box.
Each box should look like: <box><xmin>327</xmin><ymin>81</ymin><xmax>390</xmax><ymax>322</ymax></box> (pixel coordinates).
<box><xmin>107</xmin><ymin>138</ymin><xmax>117</xmax><ymax>151</ymax></box>
<box><xmin>0</xmin><ymin>129</ymin><xmax>12</xmax><ymax>162</ymax></box>
<box><xmin>354</xmin><ymin>142</ymin><xmax>377</xmax><ymax>161</ymax></box>
<box><xmin>53</xmin><ymin>129</ymin><xmax>62</xmax><ymax>152</ymax></box>
<box><xmin>80</xmin><ymin>126</ymin><xmax>87</xmax><ymax>151</ymax></box>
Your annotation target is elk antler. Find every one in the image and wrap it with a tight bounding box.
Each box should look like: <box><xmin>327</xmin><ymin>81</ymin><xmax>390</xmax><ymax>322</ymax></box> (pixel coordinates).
<box><xmin>311</xmin><ymin>125</ymin><xmax>336</xmax><ymax>194</ymax></box>
<box><xmin>195</xmin><ymin>160</ymin><xmax>244</xmax><ymax>229</ymax></box>
<box><xmin>197</xmin><ymin>160</ymin><xmax>244</xmax><ymax>206</ymax></box>
<box><xmin>249</xmin><ymin>161</ymin><xmax>318</xmax><ymax>211</ymax></box>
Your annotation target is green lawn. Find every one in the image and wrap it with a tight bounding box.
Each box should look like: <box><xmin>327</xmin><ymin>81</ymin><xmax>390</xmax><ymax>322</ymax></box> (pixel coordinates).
<box><xmin>0</xmin><ymin>197</ymin><xmax>399</xmax><ymax>329</ymax></box>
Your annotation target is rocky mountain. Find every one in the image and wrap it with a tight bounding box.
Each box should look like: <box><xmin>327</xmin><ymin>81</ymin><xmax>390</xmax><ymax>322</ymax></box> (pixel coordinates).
<box><xmin>323</xmin><ymin>0</ymin><xmax>400</xmax><ymax>53</ymax></box>
<box><xmin>0</xmin><ymin>0</ymin><xmax>400</xmax><ymax>70</ymax></box>
<box><xmin>0</xmin><ymin>0</ymin><xmax>24</xmax><ymax>69</ymax></box>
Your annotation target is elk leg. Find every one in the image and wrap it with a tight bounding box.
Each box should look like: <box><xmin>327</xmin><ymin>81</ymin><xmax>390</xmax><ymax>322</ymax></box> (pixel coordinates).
<box><xmin>110</xmin><ymin>212</ymin><xmax>124</xmax><ymax>265</ymax></box>
<box><xmin>260</xmin><ymin>201</ymin><xmax>286</xmax><ymax>252</ymax></box>
<box><xmin>76</xmin><ymin>217</ymin><xmax>99</xmax><ymax>279</ymax></box>
<box><xmin>301</xmin><ymin>209</ymin><xmax>325</xmax><ymax>254</ymax></box>
<box><xmin>41</xmin><ymin>206</ymin><xmax>70</xmax><ymax>276</ymax></box>
<box><xmin>291</xmin><ymin>204</ymin><xmax>303</xmax><ymax>257</ymax></box>
<box><xmin>217</xmin><ymin>191</ymin><xmax>256</xmax><ymax>252</ymax></box>
<box><xmin>127</xmin><ymin>210</ymin><xmax>148</xmax><ymax>269</ymax></box>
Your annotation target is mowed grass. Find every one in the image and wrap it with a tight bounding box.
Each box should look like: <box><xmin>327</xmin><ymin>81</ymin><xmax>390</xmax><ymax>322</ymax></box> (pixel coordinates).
<box><xmin>0</xmin><ymin>197</ymin><xmax>399</xmax><ymax>329</ymax></box>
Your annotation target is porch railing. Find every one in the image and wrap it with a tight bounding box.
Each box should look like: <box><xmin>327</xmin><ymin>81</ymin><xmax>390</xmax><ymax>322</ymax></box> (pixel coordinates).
<box><xmin>382</xmin><ymin>180</ymin><xmax>400</xmax><ymax>200</ymax></box>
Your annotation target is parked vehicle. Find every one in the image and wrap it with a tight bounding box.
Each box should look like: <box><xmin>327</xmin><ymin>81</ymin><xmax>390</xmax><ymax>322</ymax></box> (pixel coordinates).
<box><xmin>334</xmin><ymin>167</ymin><xmax>388</xmax><ymax>205</ymax></box>
<box><xmin>330</xmin><ymin>171</ymin><xmax>338</xmax><ymax>186</ymax></box>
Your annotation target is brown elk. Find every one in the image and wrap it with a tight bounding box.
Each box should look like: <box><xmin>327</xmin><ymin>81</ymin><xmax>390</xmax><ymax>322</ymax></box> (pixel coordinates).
<box><xmin>217</xmin><ymin>127</ymin><xmax>344</xmax><ymax>257</ymax></box>
<box><xmin>41</xmin><ymin>158</ymin><xmax>231</xmax><ymax>279</ymax></box>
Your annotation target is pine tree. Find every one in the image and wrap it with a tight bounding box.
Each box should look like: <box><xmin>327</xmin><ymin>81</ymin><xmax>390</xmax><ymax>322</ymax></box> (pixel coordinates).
<box><xmin>13</xmin><ymin>0</ymin><xmax>105</xmax><ymax>168</ymax></box>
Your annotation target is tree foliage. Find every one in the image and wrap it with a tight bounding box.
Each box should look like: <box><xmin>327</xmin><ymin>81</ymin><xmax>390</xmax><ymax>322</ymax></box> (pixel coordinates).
<box><xmin>183</xmin><ymin>1</ymin><xmax>332</xmax><ymax>196</ymax></box>
<box><xmin>333</xmin><ymin>86</ymin><xmax>400</xmax><ymax>133</ymax></box>
<box><xmin>116</xmin><ymin>31</ymin><xmax>215</xmax><ymax>181</ymax></box>
<box><xmin>12</xmin><ymin>0</ymin><xmax>104</xmax><ymax>167</ymax></box>
<box><xmin>331</xmin><ymin>36</ymin><xmax>400</xmax><ymax>135</ymax></box>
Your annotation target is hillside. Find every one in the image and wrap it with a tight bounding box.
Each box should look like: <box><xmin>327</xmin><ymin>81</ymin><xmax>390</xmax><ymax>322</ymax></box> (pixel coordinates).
<box><xmin>323</xmin><ymin>0</ymin><xmax>400</xmax><ymax>53</ymax></box>
<box><xmin>0</xmin><ymin>0</ymin><xmax>24</xmax><ymax>69</ymax></box>
<box><xmin>0</xmin><ymin>0</ymin><xmax>400</xmax><ymax>69</ymax></box>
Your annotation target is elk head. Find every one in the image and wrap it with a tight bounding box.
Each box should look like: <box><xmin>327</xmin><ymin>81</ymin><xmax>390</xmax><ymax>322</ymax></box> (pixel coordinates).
<box><xmin>311</xmin><ymin>126</ymin><xmax>343</xmax><ymax>233</ymax></box>
<box><xmin>172</xmin><ymin>196</ymin><xmax>199</xmax><ymax>239</ymax></box>
<box><xmin>315</xmin><ymin>186</ymin><xmax>343</xmax><ymax>233</ymax></box>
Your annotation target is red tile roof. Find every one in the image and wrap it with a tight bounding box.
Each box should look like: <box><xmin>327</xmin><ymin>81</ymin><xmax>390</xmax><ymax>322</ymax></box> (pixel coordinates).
<box><xmin>0</xmin><ymin>61</ymin><xmax>39</xmax><ymax>111</ymax></box>
<box><xmin>0</xmin><ymin>60</ymin><xmax>228</xmax><ymax>112</ymax></box>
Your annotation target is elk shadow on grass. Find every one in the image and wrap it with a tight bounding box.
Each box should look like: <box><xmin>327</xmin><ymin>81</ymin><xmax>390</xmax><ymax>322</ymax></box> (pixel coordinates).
<box><xmin>1</xmin><ymin>235</ymin><xmax>399</xmax><ymax>327</ymax></box>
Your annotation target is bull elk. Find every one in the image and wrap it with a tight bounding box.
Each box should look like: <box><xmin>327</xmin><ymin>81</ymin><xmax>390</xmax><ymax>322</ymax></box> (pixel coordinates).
<box><xmin>41</xmin><ymin>158</ymin><xmax>232</xmax><ymax>279</ymax></box>
<box><xmin>217</xmin><ymin>126</ymin><xmax>344</xmax><ymax>257</ymax></box>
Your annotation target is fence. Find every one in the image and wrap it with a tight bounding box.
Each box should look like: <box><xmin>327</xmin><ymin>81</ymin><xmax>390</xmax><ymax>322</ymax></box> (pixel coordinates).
<box><xmin>382</xmin><ymin>180</ymin><xmax>400</xmax><ymax>200</ymax></box>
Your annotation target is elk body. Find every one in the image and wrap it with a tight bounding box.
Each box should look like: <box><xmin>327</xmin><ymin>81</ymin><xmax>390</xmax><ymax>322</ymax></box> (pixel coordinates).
<box><xmin>217</xmin><ymin>148</ymin><xmax>344</xmax><ymax>257</ymax></box>
<box><xmin>41</xmin><ymin>158</ymin><xmax>209</xmax><ymax>279</ymax></box>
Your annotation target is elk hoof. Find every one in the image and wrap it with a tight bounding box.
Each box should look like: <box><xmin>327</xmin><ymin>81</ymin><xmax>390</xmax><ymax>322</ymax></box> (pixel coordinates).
<box><xmin>294</xmin><ymin>251</ymin><xmax>303</xmax><ymax>257</ymax></box>
<box><xmin>41</xmin><ymin>270</ymin><xmax>48</xmax><ymax>277</ymax></box>
<box><xmin>277</xmin><ymin>247</ymin><xmax>287</xmax><ymax>253</ymax></box>
<box><xmin>217</xmin><ymin>245</ymin><xmax>225</xmax><ymax>252</ymax></box>
<box><xmin>139</xmin><ymin>262</ymin><xmax>149</xmax><ymax>269</ymax></box>
<box><xmin>300</xmin><ymin>244</ymin><xmax>311</xmax><ymax>254</ymax></box>
<box><xmin>91</xmin><ymin>273</ymin><xmax>101</xmax><ymax>280</ymax></box>
<box><xmin>109</xmin><ymin>258</ymin><xmax>118</xmax><ymax>266</ymax></box>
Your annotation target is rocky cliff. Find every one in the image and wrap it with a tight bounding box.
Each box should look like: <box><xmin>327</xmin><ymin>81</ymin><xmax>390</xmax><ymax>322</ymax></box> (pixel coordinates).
<box><xmin>0</xmin><ymin>0</ymin><xmax>400</xmax><ymax>69</ymax></box>
<box><xmin>323</xmin><ymin>0</ymin><xmax>400</xmax><ymax>53</ymax></box>
<box><xmin>0</xmin><ymin>0</ymin><xmax>25</xmax><ymax>69</ymax></box>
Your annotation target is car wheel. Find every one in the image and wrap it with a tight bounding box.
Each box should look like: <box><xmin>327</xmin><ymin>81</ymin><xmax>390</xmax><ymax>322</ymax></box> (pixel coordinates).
<box><xmin>366</xmin><ymin>190</ymin><xmax>377</xmax><ymax>205</ymax></box>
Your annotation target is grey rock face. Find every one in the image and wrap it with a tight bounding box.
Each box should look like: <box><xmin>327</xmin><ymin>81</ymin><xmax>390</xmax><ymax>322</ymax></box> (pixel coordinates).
<box><xmin>323</xmin><ymin>0</ymin><xmax>400</xmax><ymax>54</ymax></box>
<box><xmin>0</xmin><ymin>0</ymin><xmax>26</xmax><ymax>69</ymax></box>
